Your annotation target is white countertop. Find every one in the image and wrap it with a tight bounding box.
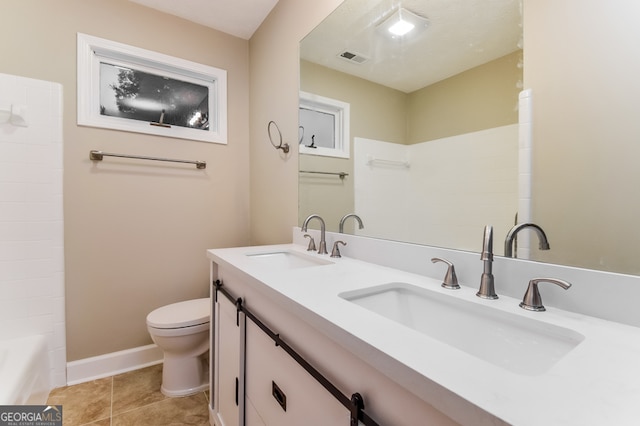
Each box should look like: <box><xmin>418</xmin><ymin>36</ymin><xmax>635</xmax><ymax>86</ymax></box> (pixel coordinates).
<box><xmin>208</xmin><ymin>243</ymin><xmax>640</xmax><ymax>426</ymax></box>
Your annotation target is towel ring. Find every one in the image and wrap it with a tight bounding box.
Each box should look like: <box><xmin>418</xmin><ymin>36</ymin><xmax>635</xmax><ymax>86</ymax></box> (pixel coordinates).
<box><xmin>268</xmin><ymin>121</ymin><xmax>290</xmax><ymax>154</ymax></box>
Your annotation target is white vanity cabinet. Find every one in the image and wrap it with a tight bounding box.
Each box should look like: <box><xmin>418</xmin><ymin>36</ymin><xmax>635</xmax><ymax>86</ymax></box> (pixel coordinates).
<box><xmin>210</xmin><ymin>268</ymin><xmax>348</xmax><ymax>426</ymax></box>
<box><xmin>244</xmin><ymin>319</ymin><xmax>348</xmax><ymax>425</ymax></box>
<box><xmin>209</xmin><ymin>256</ymin><xmax>460</xmax><ymax>426</ymax></box>
<box><xmin>209</xmin><ymin>243</ymin><xmax>640</xmax><ymax>426</ymax></box>
<box><xmin>211</xmin><ymin>279</ymin><xmax>244</xmax><ymax>426</ymax></box>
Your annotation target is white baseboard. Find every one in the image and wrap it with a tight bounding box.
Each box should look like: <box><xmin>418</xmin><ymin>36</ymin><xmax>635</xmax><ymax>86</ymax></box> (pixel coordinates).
<box><xmin>66</xmin><ymin>344</ymin><xmax>163</xmax><ymax>386</ymax></box>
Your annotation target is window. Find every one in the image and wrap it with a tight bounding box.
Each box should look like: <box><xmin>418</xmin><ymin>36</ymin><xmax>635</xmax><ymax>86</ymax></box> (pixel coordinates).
<box><xmin>299</xmin><ymin>91</ymin><xmax>350</xmax><ymax>158</ymax></box>
<box><xmin>77</xmin><ymin>33</ymin><xmax>227</xmax><ymax>144</ymax></box>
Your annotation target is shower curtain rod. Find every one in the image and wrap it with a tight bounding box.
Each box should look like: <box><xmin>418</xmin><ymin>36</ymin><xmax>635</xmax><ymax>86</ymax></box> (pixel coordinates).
<box><xmin>89</xmin><ymin>150</ymin><xmax>206</xmax><ymax>169</ymax></box>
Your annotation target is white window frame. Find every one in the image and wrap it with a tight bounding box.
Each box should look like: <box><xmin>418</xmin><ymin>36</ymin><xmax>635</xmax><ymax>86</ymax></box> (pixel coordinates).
<box><xmin>77</xmin><ymin>33</ymin><xmax>227</xmax><ymax>144</ymax></box>
<box><xmin>299</xmin><ymin>91</ymin><xmax>350</xmax><ymax>158</ymax></box>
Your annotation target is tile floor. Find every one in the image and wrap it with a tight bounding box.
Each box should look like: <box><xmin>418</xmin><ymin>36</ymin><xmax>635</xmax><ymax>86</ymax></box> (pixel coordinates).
<box><xmin>46</xmin><ymin>364</ymin><xmax>210</xmax><ymax>426</ymax></box>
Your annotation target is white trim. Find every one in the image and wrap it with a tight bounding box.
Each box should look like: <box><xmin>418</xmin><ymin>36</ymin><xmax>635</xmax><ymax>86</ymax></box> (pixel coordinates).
<box><xmin>77</xmin><ymin>33</ymin><xmax>227</xmax><ymax>144</ymax></box>
<box><xmin>299</xmin><ymin>91</ymin><xmax>350</xmax><ymax>158</ymax></box>
<box><xmin>66</xmin><ymin>344</ymin><xmax>163</xmax><ymax>385</ymax></box>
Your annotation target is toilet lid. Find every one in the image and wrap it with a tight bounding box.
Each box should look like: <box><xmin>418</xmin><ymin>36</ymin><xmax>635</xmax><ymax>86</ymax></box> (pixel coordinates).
<box><xmin>147</xmin><ymin>298</ymin><xmax>210</xmax><ymax>329</ymax></box>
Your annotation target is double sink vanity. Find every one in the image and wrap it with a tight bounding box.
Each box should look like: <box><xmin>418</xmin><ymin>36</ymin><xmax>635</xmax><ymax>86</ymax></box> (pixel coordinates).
<box><xmin>207</xmin><ymin>228</ymin><xmax>640</xmax><ymax>426</ymax></box>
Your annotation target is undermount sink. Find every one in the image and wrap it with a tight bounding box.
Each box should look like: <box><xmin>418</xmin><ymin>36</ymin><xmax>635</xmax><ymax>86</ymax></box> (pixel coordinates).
<box><xmin>246</xmin><ymin>250</ymin><xmax>334</xmax><ymax>269</ymax></box>
<box><xmin>340</xmin><ymin>282</ymin><xmax>585</xmax><ymax>375</ymax></box>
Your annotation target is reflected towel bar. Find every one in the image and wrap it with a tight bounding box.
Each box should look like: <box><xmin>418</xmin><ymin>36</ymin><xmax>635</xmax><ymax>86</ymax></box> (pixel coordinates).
<box><xmin>299</xmin><ymin>170</ymin><xmax>349</xmax><ymax>179</ymax></box>
<box><xmin>89</xmin><ymin>150</ymin><xmax>206</xmax><ymax>169</ymax></box>
<box><xmin>366</xmin><ymin>156</ymin><xmax>410</xmax><ymax>168</ymax></box>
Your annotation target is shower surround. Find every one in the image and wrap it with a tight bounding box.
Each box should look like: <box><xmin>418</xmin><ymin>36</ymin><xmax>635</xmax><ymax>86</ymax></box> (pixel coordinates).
<box><xmin>0</xmin><ymin>72</ymin><xmax>66</xmax><ymax>388</ymax></box>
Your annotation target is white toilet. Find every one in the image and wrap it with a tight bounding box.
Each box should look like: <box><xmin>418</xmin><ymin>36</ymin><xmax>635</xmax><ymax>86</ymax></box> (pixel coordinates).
<box><xmin>146</xmin><ymin>298</ymin><xmax>210</xmax><ymax>397</ymax></box>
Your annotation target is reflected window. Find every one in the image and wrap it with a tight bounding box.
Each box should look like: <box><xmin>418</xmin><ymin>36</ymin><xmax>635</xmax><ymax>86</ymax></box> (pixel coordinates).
<box><xmin>299</xmin><ymin>107</ymin><xmax>335</xmax><ymax>149</ymax></box>
<box><xmin>299</xmin><ymin>91</ymin><xmax>350</xmax><ymax>158</ymax></box>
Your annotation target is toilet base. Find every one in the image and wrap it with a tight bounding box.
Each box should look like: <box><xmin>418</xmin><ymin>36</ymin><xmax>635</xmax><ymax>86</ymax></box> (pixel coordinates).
<box><xmin>161</xmin><ymin>381</ymin><xmax>209</xmax><ymax>398</ymax></box>
<box><xmin>160</xmin><ymin>352</ymin><xmax>209</xmax><ymax>397</ymax></box>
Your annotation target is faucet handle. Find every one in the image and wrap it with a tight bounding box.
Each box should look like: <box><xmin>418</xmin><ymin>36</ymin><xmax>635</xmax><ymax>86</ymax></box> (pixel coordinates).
<box><xmin>303</xmin><ymin>234</ymin><xmax>316</xmax><ymax>252</ymax></box>
<box><xmin>330</xmin><ymin>241</ymin><xmax>347</xmax><ymax>258</ymax></box>
<box><xmin>520</xmin><ymin>278</ymin><xmax>572</xmax><ymax>312</ymax></box>
<box><xmin>431</xmin><ymin>258</ymin><xmax>460</xmax><ymax>289</ymax></box>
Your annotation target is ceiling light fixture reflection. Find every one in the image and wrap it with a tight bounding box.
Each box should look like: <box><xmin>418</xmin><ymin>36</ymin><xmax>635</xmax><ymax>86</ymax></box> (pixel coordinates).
<box><xmin>377</xmin><ymin>7</ymin><xmax>429</xmax><ymax>39</ymax></box>
<box><xmin>389</xmin><ymin>19</ymin><xmax>415</xmax><ymax>36</ymax></box>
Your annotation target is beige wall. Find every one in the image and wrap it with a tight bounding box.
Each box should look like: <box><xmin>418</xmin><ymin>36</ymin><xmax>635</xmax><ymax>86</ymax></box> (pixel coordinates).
<box><xmin>249</xmin><ymin>0</ymin><xmax>345</xmax><ymax>245</ymax></box>
<box><xmin>300</xmin><ymin>60</ymin><xmax>407</xmax><ymax>145</ymax></box>
<box><xmin>407</xmin><ymin>50</ymin><xmax>522</xmax><ymax>143</ymax></box>
<box><xmin>525</xmin><ymin>0</ymin><xmax>640</xmax><ymax>274</ymax></box>
<box><xmin>1</xmin><ymin>0</ymin><xmax>250</xmax><ymax>361</ymax></box>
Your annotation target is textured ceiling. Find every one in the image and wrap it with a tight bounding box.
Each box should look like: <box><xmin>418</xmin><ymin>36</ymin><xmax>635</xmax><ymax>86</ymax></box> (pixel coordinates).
<box><xmin>128</xmin><ymin>0</ymin><xmax>279</xmax><ymax>39</ymax></box>
<box><xmin>300</xmin><ymin>0</ymin><xmax>522</xmax><ymax>93</ymax></box>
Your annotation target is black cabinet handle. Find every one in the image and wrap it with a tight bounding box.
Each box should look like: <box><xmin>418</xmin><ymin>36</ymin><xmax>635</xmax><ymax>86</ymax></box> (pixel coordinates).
<box><xmin>272</xmin><ymin>381</ymin><xmax>287</xmax><ymax>412</ymax></box>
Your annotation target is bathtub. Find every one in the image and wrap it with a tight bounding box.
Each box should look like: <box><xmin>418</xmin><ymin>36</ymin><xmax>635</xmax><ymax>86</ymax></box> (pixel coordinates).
<box><xmin>0</xmin><ymin>335</ymin><xmax>51</xmax><ymax>405</ymax></box>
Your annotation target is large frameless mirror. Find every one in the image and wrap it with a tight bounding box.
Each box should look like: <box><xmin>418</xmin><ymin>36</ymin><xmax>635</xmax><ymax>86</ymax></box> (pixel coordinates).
<box><xmin>299</xmin><ymin>0</ymin><xmax>640</xmax><ymax>277</ymax></box>
<box><xmin>299</xmin><ymin>0</ymin><xmax>523</xmax><ymax>253</ymax></box>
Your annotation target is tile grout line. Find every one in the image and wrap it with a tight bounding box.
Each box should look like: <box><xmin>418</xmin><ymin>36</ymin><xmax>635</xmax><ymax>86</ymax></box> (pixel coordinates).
<box><xmin>110</xmin><ymin>376</ymin><xmax>114</xmax><ymax>426</ymax></box>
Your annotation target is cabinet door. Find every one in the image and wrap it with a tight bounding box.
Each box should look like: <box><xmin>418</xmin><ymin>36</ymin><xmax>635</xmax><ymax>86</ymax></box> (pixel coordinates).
<box><xmin>245</xmin><ymin>321</ymin><xmax>349</xmax><ymax>426</ymax></box>
<box><xmin>245</xmin><ymin>396</ymin><xmax>266</xmax><ymax>426</ymax></box>
<box><xmin>212</xmin><ymin>292</ymin><xmax>244</xmax><ymax>426</ymax></box>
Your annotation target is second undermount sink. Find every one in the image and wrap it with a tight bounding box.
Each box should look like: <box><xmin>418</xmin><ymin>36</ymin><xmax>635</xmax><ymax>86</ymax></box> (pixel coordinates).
<box><xmin>340</xmin><ymin>282</ymin><xmax>585</xmax><ymax>376</ymax></box>
<box><xmin>246</xmin><ymin>250</ymin><xmax>334</xmax><ymax>269</ymax></box>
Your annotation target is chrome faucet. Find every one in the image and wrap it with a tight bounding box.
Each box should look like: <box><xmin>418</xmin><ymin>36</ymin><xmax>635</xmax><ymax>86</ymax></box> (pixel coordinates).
<box><xmin>301</xmin><ymin>214</ymin><xmax>328</xmax><ymax>254</ymax></box>
<box><xmin>339</xmin><ymin>213</ymin><xmax>364</xmax><ymax>233</ymax></box>
<box><xmin>477</xmin><ymin>225</ymin><xmax>498</xmax><ymax>299</ymax></box>
<box><xmin>504</xmin><ymin>223</ymin><xmax>550</xmax><ymax>258</ymax></box>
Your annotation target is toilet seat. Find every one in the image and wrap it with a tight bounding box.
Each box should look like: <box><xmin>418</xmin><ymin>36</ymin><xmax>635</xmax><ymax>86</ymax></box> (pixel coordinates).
<box><xmin>147</xmin><ymin>298</ymin><xmax>210</xmax><ymax>329</ymax></box>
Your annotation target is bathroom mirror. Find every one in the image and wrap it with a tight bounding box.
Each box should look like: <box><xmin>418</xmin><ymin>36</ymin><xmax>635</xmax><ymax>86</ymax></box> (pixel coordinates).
<box><xmin>300</xmin><ymin>0</ymin><xmax>640</xmax><ymax>276</ymax></box>
<box><xmin>299</xmin><ymin>0</ymin><xmax>523</xmax><ymax>255</ymax></box>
